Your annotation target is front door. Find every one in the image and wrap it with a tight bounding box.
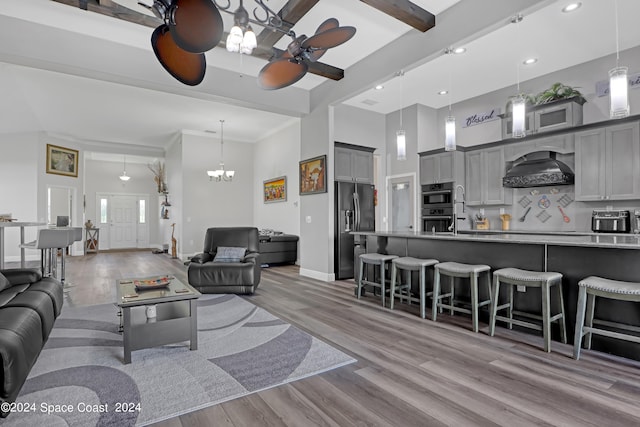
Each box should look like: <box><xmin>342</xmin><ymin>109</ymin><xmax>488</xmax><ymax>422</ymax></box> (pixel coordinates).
<box><xmin>388</xmin><ymin>175</ymin><xmax>415</xmax><ymax>232</ymax></box>
<box><xmin>110</xmin><ymin>195</ymin><xmax>137</xmax><ymax>249</ymax></box>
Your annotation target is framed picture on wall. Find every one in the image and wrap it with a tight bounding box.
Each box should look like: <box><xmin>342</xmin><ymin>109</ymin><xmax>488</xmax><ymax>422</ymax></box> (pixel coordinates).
<box><xmin>263</xmin><ymin>176</ymin><xmax>287</xmax><ymax>203</ymax></box>
<box><xmin>299</xmin><ymin>155</ymin><xmax>326</xmax><ymax>195</ymax></box>
<box><xmin>46</xmin><ymin>144</ymin><xmax>79</xmax><ymax>178</ymax></box>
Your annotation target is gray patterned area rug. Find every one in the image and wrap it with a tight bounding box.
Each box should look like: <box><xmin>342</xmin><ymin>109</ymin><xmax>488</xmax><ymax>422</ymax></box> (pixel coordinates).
<box><xmin>6</xmin><ymin>294</ymin><xmax>355</xmax><ymax>426</ymax></box>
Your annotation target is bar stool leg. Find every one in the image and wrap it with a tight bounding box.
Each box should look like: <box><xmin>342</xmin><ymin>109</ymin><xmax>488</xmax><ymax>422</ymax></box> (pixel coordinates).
<box><xmin>449</xmin><ymin>276</ymin><xmax>455</xmax><ymax>315</ymax></box>
<box><xmin>541</xmin><ymin>282</ymin><xmax>551</xmax><ymax>353</ymax></box>
<box><xmin>419</xmin><ymin>266</ymin><xmax>426</xmax><ymax>319</ymax></box>
<box><xmin>380</xmin><ymin>262</ymin><xmax>386</xmax><ymax>308</ymax></box>
<box><xmin>573</xmin><ymin>286</ymin><xmax>588</xmax><ymax>360</ymax></box>
<box><xmin>432</xmin><ymin>269</ymin><xmax>441</xmax><ymax>322</ymax></box>
<box><xmin>390</xmin><ymin>263</ymin><xmax>397</xmax><ymax>309</ymax></box>
<box><xmin>489</xmin><ymin>274</ymin><xmax>500</xmax><ymax>336</ymax></box>
<box><xmin>585</xmin><ymin>293</ymin><xmax>596</xmax><ymax>350</ymax></box>
<box><xmin>406</xmin><ymin>271</ymin><xmax>411</xmax><ymax>305</ymax></box>
<box><xmin>357</xmin><ymin>258</ymin><xmax>365</xmax><ymax>299</ymax></box>
<box><xmin>471</xmin><ymin>273</ymin><xmax>479</xmax><ymax>333</ymax></box>
<box><xmin>507</xmin><ymin>281</ymin><xmax>514</xmax><ymax>329</ymax></box>
<box><xmin>557</xmin><ymin>282</ymin><xmax>567</xmax><ymax>344</ymax></box>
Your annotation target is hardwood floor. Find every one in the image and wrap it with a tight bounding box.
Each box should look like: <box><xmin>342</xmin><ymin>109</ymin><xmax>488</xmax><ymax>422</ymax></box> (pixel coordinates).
<box><xmin>22</xmin><ymin>252</ymin><xmax>640</xmax><ymax>426</ymax></box>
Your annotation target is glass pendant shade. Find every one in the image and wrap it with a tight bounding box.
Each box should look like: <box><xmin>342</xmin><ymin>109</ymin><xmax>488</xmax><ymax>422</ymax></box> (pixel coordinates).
<box><xmin>226</xmin><ymin>26</ymin><xmax>243</xmax><ymax>52</ymax></box>
<box><xmin>241</xmin><ymin>27</ymin><xmax>257</xmax><ymax>54</ymax></box>
<box><xmin>119</xmin><ymin>156</ymin><xmax>131</xmax><ymax>181</ymax></box>
<box><xmin>511</xmin><ymin>95</ymin><xmax>527</xmax><ymax>138</ymax></box>
<box><xmin>396</xmin><ymin>130</ymin><xmax>406</xmax><ymax>161</ymax></box>
<box><xmin>445</xmin><ymin>116</ymin><xmax>456</xmax><ymax>151</ymax></box>
<box><xmin>609</xmin><ymin>66</ymin><xmax>630</xmax><ymax>118</ymax></box>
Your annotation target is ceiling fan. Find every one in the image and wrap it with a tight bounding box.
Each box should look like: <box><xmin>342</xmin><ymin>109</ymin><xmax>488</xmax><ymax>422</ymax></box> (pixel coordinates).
<box><xmin>139</xmin><ymin>0</ymin><xmax>224</xmax><ymax>86</ymax></box>
<box><xmin>258</xmin><ymin>18</ymin><xmax>356</xmax><ymax>90</ymax></box>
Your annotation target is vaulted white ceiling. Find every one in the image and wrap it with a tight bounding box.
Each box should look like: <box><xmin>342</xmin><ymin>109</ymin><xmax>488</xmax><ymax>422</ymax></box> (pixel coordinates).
<box><xmin>1</xmin><ymin>0</ymin><xmax>638</xmax><ymax>155</ymax></box>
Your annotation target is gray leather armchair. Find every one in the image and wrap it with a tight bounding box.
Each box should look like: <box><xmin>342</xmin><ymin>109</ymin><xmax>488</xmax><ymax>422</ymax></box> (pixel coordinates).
<box><xmin>187</xmin><ymin>227</ymin><xmax>261</xmax><ymax>294</ymax></box>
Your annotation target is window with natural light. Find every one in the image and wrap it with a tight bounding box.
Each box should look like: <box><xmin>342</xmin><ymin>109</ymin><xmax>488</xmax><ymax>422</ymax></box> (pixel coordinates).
<box><xmin>100</xmin><ymin>198</ymin><xmax>108</xmax><ymax>223</ymax></box>
<box><xmin>139</xmin><ymin>200</ymin><xmax>146</xmax><ymax>224</ymax></box>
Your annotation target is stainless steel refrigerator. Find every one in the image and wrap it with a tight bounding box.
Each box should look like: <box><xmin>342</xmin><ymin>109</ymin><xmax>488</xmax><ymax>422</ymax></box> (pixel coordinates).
<box><xmin>334</xmin><ymin>181</ymin><xmax>375</xmax><ymax>280</ymax></box>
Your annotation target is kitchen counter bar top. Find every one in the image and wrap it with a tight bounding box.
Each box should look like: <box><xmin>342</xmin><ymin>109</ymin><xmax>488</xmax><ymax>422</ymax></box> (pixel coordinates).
<box><xmin>351</xmin><ymin>230</ymin><xmax>640</xmax><ymax>249</ymax></box>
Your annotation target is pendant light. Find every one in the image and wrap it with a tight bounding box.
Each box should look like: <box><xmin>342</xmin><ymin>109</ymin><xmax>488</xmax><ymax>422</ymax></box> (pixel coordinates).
<box><xmin>511</xmin><ymin>14</ymin><xmax>526</xmax><ymax>139</ymax></box>
<box><xmin>610</xmin><ymin>0</ymin><xmax>629</xmax><ymax>118</ymax></box>
<box><xmin>444</xmin><ymin>48</ymin><xmax>456</xmax><ymax>151</ymax></box>
<box><xmin>119</xmin><ymin>156</ymin><xmax>131</xmax><ymax>181</ymax></box>
<box><xmin>396</xmin><ymin>70</ymin><xmax>406</xmax><ymax>161</ymax></box>
<box><xmin>207</xmin><ymin>120</ymin><xmax>235</xmax><ymax>182</ymax></box>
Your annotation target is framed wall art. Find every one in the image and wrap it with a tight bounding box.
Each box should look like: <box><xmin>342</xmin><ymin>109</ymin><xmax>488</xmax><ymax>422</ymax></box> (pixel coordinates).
<box><xmin>299</xmin><ymin>155</ymin><xmax>326</xmax><ymax>195</ymax></box>
<box><xmin>263</xmin><ymin>176</ymin><xmax>287</xmax><ymax>203</ymax></box>
<box><xmin>46</xmin><ymin>144</ymin><xmax>79</xmax><ymax>178</ymax></box>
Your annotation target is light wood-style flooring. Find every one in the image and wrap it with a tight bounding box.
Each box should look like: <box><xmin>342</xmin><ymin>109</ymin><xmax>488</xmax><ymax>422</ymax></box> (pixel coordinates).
<box><xmin>24</xmin><ymin>251</ymin><xmax>640</xmax><ymax>426</ymax></box>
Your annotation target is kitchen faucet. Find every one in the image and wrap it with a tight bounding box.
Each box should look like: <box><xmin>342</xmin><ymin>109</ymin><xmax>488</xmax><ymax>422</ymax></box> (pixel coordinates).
<box><xmin>448</xmin><ymin>184</ymin><xmax>466</xmax><ymax>235</ymax></box>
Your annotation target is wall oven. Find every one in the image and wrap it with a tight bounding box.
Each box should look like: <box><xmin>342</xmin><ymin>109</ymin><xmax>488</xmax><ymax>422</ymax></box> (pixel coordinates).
<box><xmin>422</xmin><ymin>182</ymin><xmax>454</xmax><ymax>232</ymax></box>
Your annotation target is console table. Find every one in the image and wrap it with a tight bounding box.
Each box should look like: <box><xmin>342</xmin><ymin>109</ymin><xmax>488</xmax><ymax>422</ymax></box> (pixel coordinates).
<box><xmin>85</xmin><ymin>228</ymin><xmax>99</xmax><ymax>254</ymax></box>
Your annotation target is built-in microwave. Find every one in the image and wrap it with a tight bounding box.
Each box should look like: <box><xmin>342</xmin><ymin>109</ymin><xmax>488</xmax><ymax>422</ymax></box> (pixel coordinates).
<box><xmin>422</xmin><ymin>182</ymin><xmax>453</xmax><ymax>207</ymax></box>
<box><xmin>534</xmin><ymin>101</ymin><xmax>583</xmax><ymax>133</ymax></box>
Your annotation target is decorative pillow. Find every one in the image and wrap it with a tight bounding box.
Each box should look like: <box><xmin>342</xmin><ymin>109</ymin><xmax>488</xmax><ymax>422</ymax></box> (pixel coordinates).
<box><xmin>213</xmin><ymin>247</ymin><xmax>247</xmax><ymax>263</ymax></box>
<box><xmin>0</xmin><ymin>272</ymin><xmax>11</xmax><ymax>292</ymax></box>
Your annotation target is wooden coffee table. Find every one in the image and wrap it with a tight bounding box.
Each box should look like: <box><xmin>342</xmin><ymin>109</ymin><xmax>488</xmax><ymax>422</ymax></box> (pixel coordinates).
<box><xmin>116</xmin><ymin>276</ymin><xmax>201</xmax><ymax>364</ymax></box>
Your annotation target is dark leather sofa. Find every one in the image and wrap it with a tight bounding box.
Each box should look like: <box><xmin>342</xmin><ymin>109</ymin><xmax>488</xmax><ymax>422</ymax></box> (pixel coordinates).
<box><xmin>187</xmin><ymin>227</ymin><xmax>261</xmax><ymax>294</ymax></box>
<box><xmin>0</xmin><ymin>268</ymin><xmax>63</xmax><ymax>413</ymax></box>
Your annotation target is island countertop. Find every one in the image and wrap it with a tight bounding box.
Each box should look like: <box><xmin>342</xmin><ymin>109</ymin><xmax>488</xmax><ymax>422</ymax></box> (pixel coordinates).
<box><xmin>351</xmin><ymin>230</ymin><xmax>640</xmax><ymax>250</ymax></box>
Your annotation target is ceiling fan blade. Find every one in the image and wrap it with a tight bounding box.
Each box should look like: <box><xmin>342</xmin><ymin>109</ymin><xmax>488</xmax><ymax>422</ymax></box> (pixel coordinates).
<box><xmin>168</xmin><ymin>0</ymin><xmax>224</xmax><ymax>53</ymax></box>
<box><xmin>315</xmin><ymin>18</ymin><xmax>339</xmax><ymax>35</ymax></box>
<box><xmin>308</xmin><ymin>48</ymin><xmax>328</xmax><ymax>62</ymax></box>
<box><xmin>152</xmin><ymin>24</ymin><xmax>206</xmax><ymax>86</ymax></box>
<box><xmin>258</xmin><ymin>59</ymin><xmax>308</xmax><ymax>90</ymax></box>
<box><xmin>301</xmin><ymin>26</ymin><xmax>356</xmax><ymax>50</ymax></box>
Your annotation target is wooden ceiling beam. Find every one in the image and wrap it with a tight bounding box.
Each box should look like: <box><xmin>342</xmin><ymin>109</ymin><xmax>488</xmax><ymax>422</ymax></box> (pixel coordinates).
<box><xmin>256</xmin><ymin>0</ymin><xmax>319</xmax><ymax>50</ymax></box>
<box><xmin>52</xmin><ymin>0</ymin><xmax>161</xmax><ymax>28</ymax></box>
<box><xmin>360</xmin><ymin>0</ymin><xmax>435</xmax><ymax>32</ymax></box>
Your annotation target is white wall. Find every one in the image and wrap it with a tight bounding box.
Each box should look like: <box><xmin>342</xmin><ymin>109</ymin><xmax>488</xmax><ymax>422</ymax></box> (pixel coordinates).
<box><xmin>253</xmin><ymin>121</ymin><xmax>301</xmax><ymax>237</ymax></box>
<box><xmin>179</xmin><ymin>132</ymin><xmax>254</xmax><ymax>258</ymax></box>
<box><xmin>0</xmin><ymin>133</ymin><xmax>39</xmax><ymax>261</ymax></box>
<box><xmin>434</xmin><ymin>45</ymin><xmax>640</xmax><ymax>150</ymax></box>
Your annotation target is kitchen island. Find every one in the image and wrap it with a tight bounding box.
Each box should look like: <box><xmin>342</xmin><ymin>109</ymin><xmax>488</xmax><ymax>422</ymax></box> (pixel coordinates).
<box><xmin>352</xmin><ymin>230</ymin><xmax>640</xmax><ymax>360</ymax></box>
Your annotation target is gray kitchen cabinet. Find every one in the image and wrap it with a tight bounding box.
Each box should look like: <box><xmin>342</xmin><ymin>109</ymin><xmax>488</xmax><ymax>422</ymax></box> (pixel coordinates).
<box><xmin>419</xmin><ymin>151</ymin><xmax>464</xmax><ymax>185</ymax></box>
<box><xmin>575</xmin><ymin>121</ymin><xmax>640</xmax><ymax>201</ymax></box>
<box><xmin>334</xmin><ymin>145</ymin><xmax>374</xmax><ymax>183</ymax></box>
<box><xmin>465</xmin><ymin>146</ymin><xmax>512</xmax><ymax>206</ymax></box>
<box><xmin>504</xmin><ymin>133</ymin><xmax>575</xmax><ymax>161</ymax></box>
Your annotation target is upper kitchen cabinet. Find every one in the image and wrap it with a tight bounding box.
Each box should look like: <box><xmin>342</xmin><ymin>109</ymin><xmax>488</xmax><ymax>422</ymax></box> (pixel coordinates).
<box><xmin>575</xmin><ymin>121</ymin><xmax>640</xmax><ymax>201</ymax></box>
<box><xmin>334</xmin><ymin>143</ymin><xmax>375</xmax><ymax>183</ymax></box>
<box><xmin>465</xmin><ymin>146</ymin><xmax>512</xmax><ymax>206</ymax></box>
<box><xmin>504</xmin><ymin>133</ymin><xmax>575</xmax><ymax>161</ymax></box>
<box><xmin>419</xmin><ymin>151</ymin><xmax>464</xmax><ymax>185</ymax></box>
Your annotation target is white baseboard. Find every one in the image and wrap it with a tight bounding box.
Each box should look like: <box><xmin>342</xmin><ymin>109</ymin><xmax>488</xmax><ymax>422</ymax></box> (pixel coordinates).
<box><xmin>299</xmin><ymin>268</ymin><xmax>335</xmax><ymax>282</ymax></box>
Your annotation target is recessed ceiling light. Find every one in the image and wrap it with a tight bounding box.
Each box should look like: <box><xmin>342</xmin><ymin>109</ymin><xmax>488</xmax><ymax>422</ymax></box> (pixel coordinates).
<box><xmin>523</xmin><ymin>58</ymin><xmax>538</xmax><ymax>65</ymax></box>
<box><xmin>562</xmin><ymin>2</ymin><xmax>581</xmax><ymax>13</ymax></box>
<box><xmin>374</xmin><ymin>85</ymin><xmax>384</xmax><ymax>90</ymax></box>
<box><xmin>437</xmin><ymin>90</ymin><xmax>448</xmax><ymax>95</ymax></box>
<box><xmin>445</xmin><ymin>47</ymin><xmax>466</xmax><ymax>55</ymax></box>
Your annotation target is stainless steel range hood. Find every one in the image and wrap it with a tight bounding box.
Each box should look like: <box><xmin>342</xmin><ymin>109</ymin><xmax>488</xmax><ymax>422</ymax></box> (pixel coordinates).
<box><xmin>502</xmin><ymin>151</ymin><xmax>574</xmax><ymax>188</ymax></box>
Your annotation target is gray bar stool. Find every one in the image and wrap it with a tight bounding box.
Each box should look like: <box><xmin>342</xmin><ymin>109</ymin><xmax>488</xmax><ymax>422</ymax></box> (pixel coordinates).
<box><xmin>19</xmin><ymin>228</ymin><xmax>71</xmax><ymax>279</ymax></box>
<box><xmin>357</xmin><ymin>253</ymin><xmax>398</xmax><ymax>307</ymax></box>
<box><xmin>489</xmin><ymin>267</ymin><xmax>566</xmax><ymax>353</ymax></box>
<box><xmin>573</xmin><ymin>276</ymin><xmax>640</xmax><ymax>360</ymax></box>
<box><xmin>432</xmin><ymin>261</ymin><xmax>492</xmax><ymax>333</ymax></box>
<box><xmin>390</xmin><ymin>257</ymin><xmax>438</xmax><ymax>319</ymax></box>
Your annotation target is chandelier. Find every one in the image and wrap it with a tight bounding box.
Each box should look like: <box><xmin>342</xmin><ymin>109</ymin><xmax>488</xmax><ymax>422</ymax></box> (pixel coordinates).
<box><xmin>207</xmin><ymin>120</ymin><xmax>235</xmax><ymax>182</ymax></box>
<box><xmin>225</xmin><ymin>0</ymin><xmax>257</xmax><ymax>54</ymax></box>
<box><xmin>119</xmin><ymin>155</ymin><xmax>131</xmax><ymax>181</ymax></box>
